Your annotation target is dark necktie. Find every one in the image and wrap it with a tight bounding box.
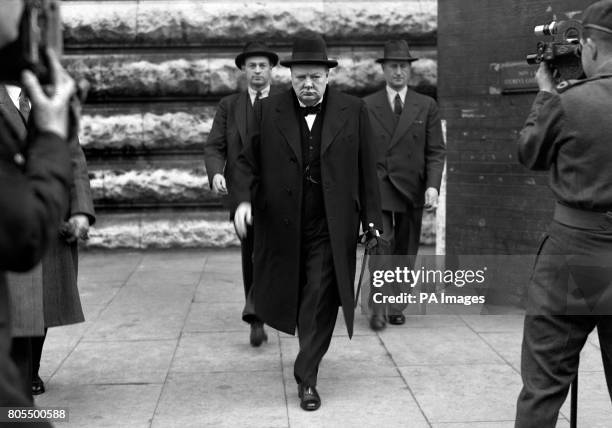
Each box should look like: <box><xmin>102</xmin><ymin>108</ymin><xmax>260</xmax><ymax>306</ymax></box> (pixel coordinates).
<box><xmin>300</xmin><ymin>104</ymin><xmax>321</xmax><ymax>116</ymax></box>
<box><xmin>18</xmin><ymin>90</ymin><xmax>31</xmax><ymax>122</ymax></box>
<box><xmin>393</xmin><ymin>93</ymin><xmax>403</xmax><ymax>116</ymax></box>
<box><xmin>253</xmin><ymin>90</ymin><xmax>262</xmax><ymax>107</ymax></box>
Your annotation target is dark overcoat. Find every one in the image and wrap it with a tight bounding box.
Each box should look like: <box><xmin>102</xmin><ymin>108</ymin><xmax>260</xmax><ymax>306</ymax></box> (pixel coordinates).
<box><xmin>363</xmin><ymin>88</ymin><xmax>445</xmax><ymax>209</ymax></box>
<box><xmin>0</xmin><ymin>86</ymin><xmax>95</xmax><ymax>336</ymax></box>
<box><xmin>0</xmin><ymin>97</ymin><xmax>70</xmax><ymax>416</ymax></box>
<box><xmin>233</xmin><ymin>88</ymin><xmax>382</xmax><ymax>337</ymax></box>
<box><xmin>204</xmin><ymin>87</ymin><xmax>281</xmax><ymax>218</ymax></box>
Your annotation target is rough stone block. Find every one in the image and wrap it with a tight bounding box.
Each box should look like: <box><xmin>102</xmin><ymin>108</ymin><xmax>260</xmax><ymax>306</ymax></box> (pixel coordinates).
<box><xmin>90</xmin><ymin>168</ymin><xmax>213</xmax><ymax>204</ymax></box>
<box><xmin>80</xmin><ymin>107</ymin><xmax>215</xmax><ymax>152</ymax></box>
<box><xmin>62</xmin><ymin>1</ymin><xmax>437</xmax><ymax>47</ymax></box>
<box><xmin>65</xmin><ymin>52</ymin><xmax>437</xmax><ymax>100</ymax></box>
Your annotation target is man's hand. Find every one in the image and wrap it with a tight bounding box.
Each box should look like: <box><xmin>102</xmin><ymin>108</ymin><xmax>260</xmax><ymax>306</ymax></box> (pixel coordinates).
<box><xmin>21</xmin><ymin>49</ymin><xmax>76</xmax><ymax>140</ymax></box>
<box><xmin>424</xmin><ymin>187</ymin><xmax>439</xmax><ymax>212</ymax></box>
<box><xmin>68</xmin><ymin>214</ymin><xmax>90</xmax><ymax>242</ymax></box>
<box><xmin>212</xmin><ymin>173</ymin><xmax>228</xmax><ymax>195</ymax></box>
<box><xmin>233</xmin><ymin>202</ymin><xmax>252</xmax><ymax>239</ymax></box>
<box><xmin>535</xmin><ymin>61</ymin><xmax>555</xmax><ymax>93</ymax></box>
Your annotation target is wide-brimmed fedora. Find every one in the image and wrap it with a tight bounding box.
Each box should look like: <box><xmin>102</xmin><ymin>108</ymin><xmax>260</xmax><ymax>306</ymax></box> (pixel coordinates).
<box><xmin>280</xmin><ymin>34</ymin><xmax>338</xmax><ymax>68</ymax></box>
<box><xmin>376</xmin><ymin>40</ymin><xmax>418</xmax><ymax>63</ymax></box>
<box><xmin>235</xmin><ymin>41</ymin><xmax>279</xmax><ymax>69</ymax></box>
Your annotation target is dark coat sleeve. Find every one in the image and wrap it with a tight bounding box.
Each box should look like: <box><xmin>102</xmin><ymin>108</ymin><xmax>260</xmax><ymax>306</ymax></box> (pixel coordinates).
<box><xmin>424</xmin><ymin>98</ymin><xmax>446</xmax><ymax>191</ymax></box>
<box><xmin>68</xmin><ymin>136</ymin><xmax>96</xmax><ymax>225</ymax></box>
<box><xmin>357</xmin><ymin>101</ymin><xmax>383</xmax><ymax>232</ymax></box>
<box><xmin>518</xmin><ymin>91</ymin><xmax>565</xmax><ymax>171</ymax></box>
<box><xmin>204</xmin><ymin>97</ymin><xmax>230</xmax><ymax>188</ymax></box>
<box><xmin>0</xmin><ymin>130</ymin><xmax>71</xmax><ymax>272</ymax></box>
<box><xmin>232</xmin><ymin>101</ymin><xmax>262</xmax><ymax>207</ymax></box>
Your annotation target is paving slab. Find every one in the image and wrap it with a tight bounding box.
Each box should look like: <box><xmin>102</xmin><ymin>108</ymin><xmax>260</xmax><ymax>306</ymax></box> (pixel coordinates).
<box><xmin>51</xmin><ymin>339</ymin><xmax>177</xmax><ymax>385</ymax></box>
<box><xmin>380</xmin><ymin>325</ymin><xmax>506</xmax><ymax>366</ymax></box>
<box><xmin>184</xmin><ymin>302</ymin><xmax>248</xmax><ymax>333</ymax></box>
<box><xmin>398</xmin><ymin>364</ymin><xmax>523</xmax><ymax>423</ymax></box>
<box><xmin>152</xmin><ymin>371</ymin><xmax>287</xmax><ymax>428</ymax></box>
<box><xmin>170</xmin><ymin>331</ymin><xmax>282</xmax><ymax>374</ymax></box>
<box><xmin>35</xmin><ymin>383</ymin><xmax>162</xmax><ymax>428</ymax></box>
<box><xmin>280</xmin><ymin>333</ymin><xmax>398</xmax><ymax>380</ymax></box>
<box><xmin>284</xmin><ymin>376</ymin><xmax>430</xmax><ymax>428</ymax></box>
<box><xmin>559</xmin><ymin>371</ymin><xmax>612</xmax><ymax>427</ymax></box>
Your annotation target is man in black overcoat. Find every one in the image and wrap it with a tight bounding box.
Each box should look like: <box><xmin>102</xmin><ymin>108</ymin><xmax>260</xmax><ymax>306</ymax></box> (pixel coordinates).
<box><xmin>233</xmin><ymin>34</ymin><xmax>382</xmax><ymax>411</ymax></box>
<box><xmin>0</xmin><ymin>0</ymin><xmax>76</xmax><ymax>424</ymax></box>
<box><xmin>205</xmin><ymin>41</ymin><xmax>279</xmax><ymax>346</ymax></box>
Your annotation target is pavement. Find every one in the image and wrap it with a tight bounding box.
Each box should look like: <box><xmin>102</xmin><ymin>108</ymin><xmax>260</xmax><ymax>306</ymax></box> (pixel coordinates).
<box><xmin>34</xmin><ymin>248</ymin><xmax>612</xmax><ymax>428</ymax></box>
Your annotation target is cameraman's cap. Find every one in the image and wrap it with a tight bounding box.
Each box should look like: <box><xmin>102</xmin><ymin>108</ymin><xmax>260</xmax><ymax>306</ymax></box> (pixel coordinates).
<box><xmin>582</xmin><ymin>0</ymin><xmax>612</xmax><ymax>35</ymax></box>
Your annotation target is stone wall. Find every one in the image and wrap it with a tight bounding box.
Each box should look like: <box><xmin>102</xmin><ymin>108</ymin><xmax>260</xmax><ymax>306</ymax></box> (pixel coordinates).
<box><xmin>65</xmin><ymin>0</ymin><xmax>438</xmax><ymax>248</ymax></box>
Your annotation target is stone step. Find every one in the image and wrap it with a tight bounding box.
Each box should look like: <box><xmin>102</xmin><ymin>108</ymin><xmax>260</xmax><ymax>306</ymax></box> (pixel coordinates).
<box><xmin>85</xmin><ymin>209</ymin><xmax>436</xmax><ymax>249</ymax></box>
<box><xmin>61</xmin><ymin>0</ymin><xmax>437</xmax><ymax>48</ymax></box>
<box><xmin>66</xmin><ymin>49</ymin><xmax>437</xmax><ymax>101</ymax></box>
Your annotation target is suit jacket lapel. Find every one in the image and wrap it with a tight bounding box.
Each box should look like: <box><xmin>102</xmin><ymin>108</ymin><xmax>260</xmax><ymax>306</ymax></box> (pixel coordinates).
<box><xmin>235</xmin><ymin>91</ymin><xmax>249</xmax><ymax>146</ymax></box>
<box><xmin>321</xmin><ymin>88</ymin><xmax>348</xmax><ymax>155</ymax></box>
<box><xmin>274</xmin><ymin>90</ymin><xmax>302</xmax><ymax>166</ymax></box>
<box><xmin>369</xmin><ymin>90</ymin><xmax>395</xmax><ymax>137</ymax></box>
<box><xmin>0</xmin><ymin>85</ymin><xmax>27</xmax><ymax>142</ymax></box>
<box><xmin>389</xmin><ymin>89</ymin><xmax>422</xmax><ymax>149</ymax></box>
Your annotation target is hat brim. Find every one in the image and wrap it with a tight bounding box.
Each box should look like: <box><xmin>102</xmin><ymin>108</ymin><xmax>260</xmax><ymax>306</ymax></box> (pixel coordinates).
<box><xmin>280</xmin><ymin>59</ymin><xmax>338</xmax><ymax>68</ymax></box>
<box><xmin>376</xmin><ymin>57</ymin><xmax>419</xmax><ymax>63</ymax></box>
<box><xmin>235</xmin><ymin>51</ymin><xmax>279</xmax><ymax>69</ymax></box>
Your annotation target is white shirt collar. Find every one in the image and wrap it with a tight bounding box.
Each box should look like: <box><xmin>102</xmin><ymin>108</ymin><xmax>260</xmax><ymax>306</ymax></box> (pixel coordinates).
<box><xmin>385</xmin><ymin>85</ymin><xmax>408</xmax><ymax>108</ymax></box>
<box><xmin>5</xmin><ymin>85</ymin><xmax>21</xmax><ymax>110</ymax></box>
<box><xmin>248</xmin><ymin>85</ymin><xmax>270</xmax><ymax>105</ymax></box>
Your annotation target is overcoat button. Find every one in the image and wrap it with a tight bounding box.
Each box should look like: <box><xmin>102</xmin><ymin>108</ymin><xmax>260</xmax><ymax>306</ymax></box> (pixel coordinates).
<box><xmin>13</xmin><ymin>153</ymin><xmax>25</xmax><ymax>166</ymax></box>
<box><xmin>284</xmin><ymin>218</ymin><xmax>289</xmax><ymax>225</ymax></box>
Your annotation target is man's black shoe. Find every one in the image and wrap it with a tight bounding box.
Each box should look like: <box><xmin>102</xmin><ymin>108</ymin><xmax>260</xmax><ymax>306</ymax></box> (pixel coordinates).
<box><xmin>32</xmin><ymin>374</ymin><xmax>45</xmax><ymax>395</ymax></box>
<box><xmin>388</xmin><ymin>314</ymin><xmax>406</xmax><ymax>325</ymax></box>
<box><xmin>250</xmin><ymin>322</ymin><xmax>268</xmax><ymax>347</ymax></box>
<box><xmin>369</xmin><ymin>314</ymin><xmax>387</xmax><ymax>331</ymax></box>
<box><xmin>298</xmin><ymin>384</ymin><xmax>321</xmax><ymax>411</ymax></box>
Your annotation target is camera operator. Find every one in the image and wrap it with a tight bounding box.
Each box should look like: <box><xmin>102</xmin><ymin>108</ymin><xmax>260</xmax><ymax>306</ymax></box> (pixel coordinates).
<box><xmin>0</xmin><ymin>0</ymin><xmax>76</xmax><ymax>424</ymax></box>
<box><xmin>515</xmin><ymin>1</ymin><xmax>612</xmax><ymax>427</ymax></box>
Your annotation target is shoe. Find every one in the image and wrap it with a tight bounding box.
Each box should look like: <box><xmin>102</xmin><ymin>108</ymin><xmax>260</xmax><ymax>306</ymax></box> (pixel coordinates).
<box><xmin>388</xmin><ymin>314</ymin><xmax>406</xmax><ymax>325</ymax></box>
<box><xmin>298</xmin><ymin>384</ymin><xmax>321</xmax><ymax>411</ymax></box>
<box><xmin>249</xmin><ymin>322</ymin><xmax>268</xmax><ymax>347</ymax></box>
<box><xmin>369</xmin><ymin>314</ymin><xmax>387</xmax><ymax>331</ymax></box>
<box><xmin>32</xmin><ymin>374</ymin><xmax>45</xmax><ymax>395</ymax></box>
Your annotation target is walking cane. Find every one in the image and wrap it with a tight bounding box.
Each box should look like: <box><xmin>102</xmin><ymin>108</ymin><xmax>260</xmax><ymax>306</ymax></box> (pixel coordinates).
<box><xmin>354</xmin><ymin>223</ymin><xmax>379</xmax><ymax>308</ymax></box>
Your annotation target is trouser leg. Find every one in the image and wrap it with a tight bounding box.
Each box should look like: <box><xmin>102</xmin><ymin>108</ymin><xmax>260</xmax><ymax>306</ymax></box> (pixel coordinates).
<box><xmin>241</xmin><ymin>224</ymin><xmax>259</xmax><ymax>324</ymax></box>
<box><xmin>294</xmin><ymin>236</ymin><xmax>339</xmax><ymax>387</ymax></box>
<box><xmin>9</xmin><ymin>337</ymin><xmax>33</xmax><ymax>403</ymax></box>
<box><xmin>30</xmin><ymin>329</ymin><xmax>46</xmax><ymax>376</ymax></box>
<box><xmin>388</xmin><ymin>207</ymin><xmax>423</xmax><ymax>315</ymax></box>
<box><xmin>515</xmin><ymin>315</ymin><xmax>595</xmax><ymax>428</ymax></box>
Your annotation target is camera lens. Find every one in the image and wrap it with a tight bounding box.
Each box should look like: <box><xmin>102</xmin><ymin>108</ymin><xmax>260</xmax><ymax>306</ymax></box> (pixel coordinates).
<box><xmin>534</xmin><ymin>22</ymin><xmax>557</xmax><ymax>36</ymax></box>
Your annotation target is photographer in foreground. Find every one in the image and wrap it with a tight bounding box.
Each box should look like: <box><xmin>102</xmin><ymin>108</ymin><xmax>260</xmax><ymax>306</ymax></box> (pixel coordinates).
<box><xmin>0</xmin><ymin>0</ymin><xmax>76</xmax><ymax>423</ymax></box>
<box><xmin>515</xmin><ymin>1</ymin><xmax>612</xmax><ymax>427</ymax></box>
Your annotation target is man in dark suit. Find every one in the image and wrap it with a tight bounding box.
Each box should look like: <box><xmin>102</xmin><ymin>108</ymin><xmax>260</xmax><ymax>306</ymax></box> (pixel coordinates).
<box><xmin>1</xmin><ymin>83</ymin><xmax>95</xmax><ymax>398</ymax></box>
<box><xmin>205</xmin><ymin>41</ymin><xmax>279</xmax><ymax>347</ymax></box>
<box><xmin>0</xmin><ymin>0</ymin><xmax>76</xmax><ymax>423</ymax></box>
<box><xmin>363</xmin><ymin>40</ymin><xmax>445</xmax><ymax>330</ymax></box>
<box><xmin>515</xmin><ymin>2</ymin><xmax>612</xmax><ymax>426</ymax></box>
<box><xmin>233</xmin><ymin>34</ymin><xmax>382</xmax><ymax>411</ymax></box>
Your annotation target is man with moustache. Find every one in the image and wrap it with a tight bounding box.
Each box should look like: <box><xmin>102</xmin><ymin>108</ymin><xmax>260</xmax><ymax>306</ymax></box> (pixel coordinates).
<box><xmin>205</xmin><ymin>41</ymin><xmax>279</xmax><ymax>347</ymax></box>
<box><xmin>0</xmin><ymin>0</ymin><xmax>76</xmax><ymax>424</ymax></box>
<box><xmin>515</xmin><ymin>2</ymin><xmax>612</xmax><ymax>426</ymax></box>
<box><xmin>233</xmin><ymin>34</ymin><xmax>382</xmax><ymax>411</ymax></box>
<box><xmin>363</xmin><ymin>40</ymin><xmax>445</xmax><ymax>330</ymax></box>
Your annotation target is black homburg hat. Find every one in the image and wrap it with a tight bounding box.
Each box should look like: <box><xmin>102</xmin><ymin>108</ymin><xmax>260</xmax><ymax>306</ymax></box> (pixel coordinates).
<box><xmin>280</xmin><ymin>34</ymin><xmax>338</xmax><ymax>68</ymax></box>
